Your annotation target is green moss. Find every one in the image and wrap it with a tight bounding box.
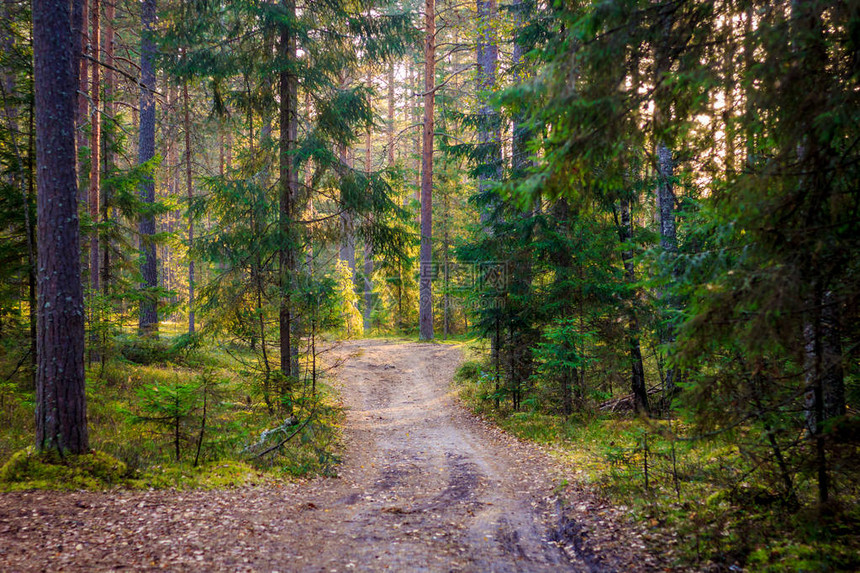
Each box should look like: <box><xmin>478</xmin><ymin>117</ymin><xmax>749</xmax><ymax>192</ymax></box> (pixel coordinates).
<box><xmin>0</xmin><ymin>448</ymin><xmax>127</xmax><ymax>491</ymax></box>
<box><xmin>129</xmin><ymin>461</ymin><xmax>270</xmax><ymax>490</ymax></box>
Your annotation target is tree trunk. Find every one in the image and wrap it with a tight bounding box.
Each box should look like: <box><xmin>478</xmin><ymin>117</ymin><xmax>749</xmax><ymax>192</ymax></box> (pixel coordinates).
<box><xmin>510</xmin><ymin>0</ymin><xmax>529</xmax><ymax>179</ymax></box>
<box><xmin>338</xmin><ymin>142</ymin><xmax>355</xmax><ymax>274</ymax></box>
<box><xmin>138</xmin><ymin>0</ymin><xmax>158</xmax><ymax>335</ymax></box>
<box><xmin>442</xmin><ymin>188</ymin><xmax>449</xmax><ymax>339</ymax></box>
<box><xmin>337</xmin><ymin>70</ymin><xmax>356</xmax><ymax>281</ymax></box>
<box><xmin>101</xmin><ymin>0</ymin><xmax>114</xmax><ymax>297</ymax></box>
<box><xmin>418</xmin><ymin>0</ymin><xmax>436</xmax><ymax>341</ymax></box>
<box><xmin>75</xmin><ymin>0</ymin><xmax>88</xmax><ymax>185</ymax></box>
<box><xmin>184</xmin><ymin>81</ymin><xmax>195</xmax><ymax>334</ymax></box>
<box><xmin>820</xmin><ymin>292</ymin><xmax>845</xmax><ymax>420</ymax></box>
<box><xmin>304</xmin><ymin>89</ymin><xmax>314</xmax><ymax>275</ymax></box>
<box><xmin>279</xmin><ymin>0</ymin><xmax>298</xmax><ymax>379</ymax></box>
<box><xmin>33</xmin><ymin>0</ymin><xmax>89</xmax><ymax>453</ymax></box>
<box><xmin>412</xmin><ymin>62</ymin><xmax>420</xmax><ymax>216</ymax></box>
<box><xmin>619</xmin><ymin>198</ymin><xmax>649</xmax><ymax>415</ymax></box>
<box><xmin>363</xmin><ymin>69</ymin><xmax>374</xmax><ymax>332</ymax></box>
<box><xmin>804</xmin><ymin>290</ymin><xmax>846</xmax><ymax>432</ymax></box>
<box><xmin>163</xmin><ymin>86</ymin><xmax>175</xmax><ymax>300</ymax></box>
<box><xmin>27</xmin><ymin>98</ymin><xmax>37</xmax><ymax>388</ymax></box>
<box><xmin>387</xmin><ymin>62</ymin><xmax>395</xmax><ymax>168</ymax></box>
<box><xmin>722</xmin><ymin>4</ymin><xmax>736</xmax><ymax>177</ymax></box>
<box><xmin>88</xmin><ymin>0</ymin><xmax>100</xmax><ymax>295</ymax></box>
<box><xmin>552</xmin><ymin>199</ymin><xmax>578</xmax><ymax>415</ymax></box>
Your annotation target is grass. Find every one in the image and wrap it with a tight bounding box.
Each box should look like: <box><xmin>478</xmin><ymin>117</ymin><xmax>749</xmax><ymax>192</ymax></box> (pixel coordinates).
<box><xmin>453</xmin><ymin>353</ymin><xmax>860</xmax><ymax>572</ymax></box>
<box><xmin>0</xmin><ymin>328</ymin><xmax>343</xmax><ymax>491</ymax></box>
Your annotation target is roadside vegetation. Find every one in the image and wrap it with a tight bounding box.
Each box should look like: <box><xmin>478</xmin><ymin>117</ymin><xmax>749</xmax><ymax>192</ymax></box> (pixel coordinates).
<box><xmin>455</xmin><ymin>348</ymin><xmax>860</xmax><ymax>572</ymax></box>
<box><xmin>0</xmin><ymin>325</ymin><xmax>343</xmax><ymax>491</ymax></box>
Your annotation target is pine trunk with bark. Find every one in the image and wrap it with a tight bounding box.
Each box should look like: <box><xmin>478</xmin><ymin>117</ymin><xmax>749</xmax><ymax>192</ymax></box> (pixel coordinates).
<box><xmin>184</xmin><ymin>81</ymin><xmax>195</xmax><ymax>334</ymax></box>
<box><xmin>339</xmin><ymin>141</ymin><xmax>355</xmax><ymax>275</ymax></box>
<box><xmin>363</xmin><ymin>69</ymin><xmax>374</xmax><ymax>332</ymax></box>
<box><xmin>552</xmin><ymin>199</ymin><xmax>576</xmax><ymax>416</ymax></box>
<box><xmin>101</xmin><ymin>0</ymin><xmax>114</xmax><ymax>296</ymax></box>
<box><xmin>138</xmin><ymin>0</ymin><xmax>158</xmax><ymax>335</ymax></box>
<box><xmin>412</xmin><ymin>62</ymin><xmax>420</xmax><ymax>210</ymax></box>
<box><xmin>387</xmin><ymin>63</ymin><xmax>395</xmax><ymax>168</ymax></box>
<box><xmin>619</xmin><ymin>198</ymin><xmax>649</xmax><ymax>415</ymax></box>
<box><xmin>510</xmin><ymin>0</ymin><xmax>529</xmax><ymax>180</ymax></box>
<box><xmin>33</xmin><ymin>0</ymin><xmax>89</xmax><ymax>453</ymax></box>
<box><xmin>88</xmin><ymin>0</ymin><xmax>100</xmax><ymax>295</ymax></box>
<box><xmin>75</xmin><ymin>0</ymin><xmax>88</xmax><ymax>185</ymax></box>
<box><xmin>418</xmin><ymin>0</ymin><xmax>436</xmax><ymax>341</ymax></box>
<box><xmin>279</xmin><ymin>0</ymin><xmax>298</xmax><ymax>381</ymax></box>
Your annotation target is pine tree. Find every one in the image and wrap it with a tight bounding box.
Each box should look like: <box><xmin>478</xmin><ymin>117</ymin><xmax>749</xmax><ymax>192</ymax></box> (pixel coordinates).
<box><xmin>33</xmin><ymin>0</ymin><xmax>88</xmax><ymax>453</ymax></box>
<box><xmin>138</xmin><ymin>0</ymin><xmax>158</xmax><ymax>335</ymax></box>
<box><xmin>419</xmin><ymin>0</ymin><xmax>436</xmax><ymax>340</ymax></box>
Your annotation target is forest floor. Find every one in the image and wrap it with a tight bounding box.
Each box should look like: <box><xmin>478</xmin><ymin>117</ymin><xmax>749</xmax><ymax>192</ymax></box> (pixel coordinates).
<box><xmin>0</xmin><ymin>339</ymin><xmax>667</xmax><ymax>572</ymax></box>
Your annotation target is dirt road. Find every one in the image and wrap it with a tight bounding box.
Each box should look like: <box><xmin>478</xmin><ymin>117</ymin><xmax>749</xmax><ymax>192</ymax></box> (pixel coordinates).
<box><xmin>0</xmin><ymin>340</ymin><xmax>611</xmax><ymax>572</ymax></box>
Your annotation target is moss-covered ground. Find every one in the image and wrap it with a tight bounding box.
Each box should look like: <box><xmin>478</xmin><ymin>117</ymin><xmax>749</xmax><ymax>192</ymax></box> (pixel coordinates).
<box><xmin>0</xmin><ymin>324</ymin><xmax>342</xmax><ymax>491</ymax></box>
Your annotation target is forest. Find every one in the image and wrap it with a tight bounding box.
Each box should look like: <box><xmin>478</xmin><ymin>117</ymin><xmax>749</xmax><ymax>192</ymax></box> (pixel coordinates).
<box><xmin>0</xmin><ymin>0</ymin><xmax>858</xmax><ymax>571</ymax></box>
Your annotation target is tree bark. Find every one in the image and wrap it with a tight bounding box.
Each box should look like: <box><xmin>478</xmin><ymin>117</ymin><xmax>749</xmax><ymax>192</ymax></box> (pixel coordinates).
<box><xmin>304</xmin><ymin>89</ymin><xmax>314</xmax><ymax>274</ymax></box>
<box><xmin>412</xmin><ymin>62</ymin><xmax>420</xmax><ymax>217</ymax></box>
<box><xmin>551</xmin><ymin>199</ymin><xmax>576</xmax><ymax>415</ymax></box>
<box><xmin>722</xmin><ymin>3</ymin><xmax>736</xmax><ymax>177</ymax></box>
<box><xmin>363</xmin><ymin>69</ymin><xmax>374</xmax><ymax>332</ymax></box>
<box><xmin>387</xmin><ymin>62</ymin><xmax>395</xmax><ymax>168</ymax></box>
<box><xmin>138</xmin><ymin>0</ymin><xmax>158</xmax><ymax>335</ymax></box>
<box><xmin>338</xmin><ymin>142</ymin><xmax>355</xmax><ymax>274</ymax></box>
<box><xmin>510</xmin><ymin>0</ymin><xmax>529</xmax><ymax>179</ymax></box>
<box><xmin>337</xmin><ymin>72</ymin><xmax>356</xmax><ymax>281</ymax></box>
<box><xmin>279</xmin><ymin>0</ymin><xmax>298</xmax><ymax>379</ymax></box>
<box><xmin>88</xmin><ymin>0</ymin><xmax>100</xmax><ymax>295</ymax></box>
<box><xmin>184</xmin><ymin>80</ymin><xmax>195</xmax><ymax>334</ymax></box>
<box><xmin>619</xmin><ymin>198</ymin><xmax>649</xmax><ymax>415</ymax></box>
<box><xmin>102</xmin><ymin>0</ymin><xmax>114</xmax><ymax>296</ymax></box>
<box><xmin>33</xmin><ymin>0</ymin><xmax>89</xmax><ymax>454</ymax></box>
<box><xmin>820</xmin><ymin>292</ymin><xmax>845</xmax><ymax>421</ymax></box>
<box><xmin>162</xmin><ymin>86</ymin><xmax>175</xmax><ymax>298</ymax></box>
<box><xmin>418</xmin><ymin>0</ymin><xmax>436</xmax><ymax>341</ymax></box>
<box><xmin>75</xmin><ymin>0</ymin><xmax>88</xmax><ymax>186</ymax></box>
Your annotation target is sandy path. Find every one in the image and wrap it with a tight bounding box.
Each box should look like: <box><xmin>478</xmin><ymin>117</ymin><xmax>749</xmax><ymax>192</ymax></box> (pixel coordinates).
<box><xmin>0</xmin><ymin>340</ymin><xmax>589</xmax><ymax>572</ymax></box>
<box><xmin>309</xmin><ymin>339</ymin><xmax>571</xmax><ymax>572</ymax></box>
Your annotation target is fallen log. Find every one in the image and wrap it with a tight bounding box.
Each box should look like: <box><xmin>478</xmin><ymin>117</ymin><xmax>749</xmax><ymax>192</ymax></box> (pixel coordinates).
<box><xmin>599</xmin><ymin>385</ymin><xmax>663</xmax><ymax>413</ymax></box>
